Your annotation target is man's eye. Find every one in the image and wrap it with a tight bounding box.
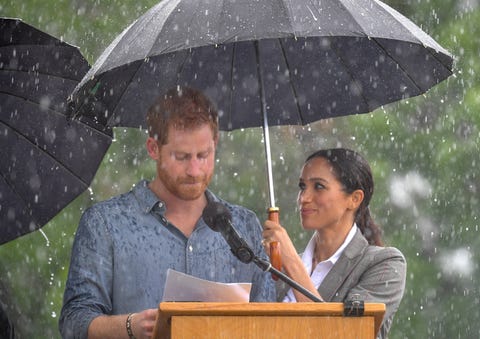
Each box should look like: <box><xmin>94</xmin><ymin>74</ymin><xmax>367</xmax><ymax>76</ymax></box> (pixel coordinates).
<box><xmin>314</xmin><ymin>183</ymin><xmax>325</xmax><ymax>190</ymax></box>
<box><xmin>198</xmin><ymin>151</ymin><xmax>210</xmax><ymax>159</ymax></box>
<box><xmin>298</xmin><ymin>182</ymin><xmax>305</xmax><ymax>190</ymax></box>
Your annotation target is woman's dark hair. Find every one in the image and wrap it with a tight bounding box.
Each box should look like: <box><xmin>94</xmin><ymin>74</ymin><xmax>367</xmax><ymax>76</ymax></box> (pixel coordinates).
<box><xmin>306</xmin><ymin>148</ymin><xmax>383</xmax><ymax>246</ymax></box>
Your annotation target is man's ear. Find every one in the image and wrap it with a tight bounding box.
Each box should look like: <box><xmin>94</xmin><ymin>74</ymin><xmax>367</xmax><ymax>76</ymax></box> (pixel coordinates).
<box><xmin>146</xmin><ymin>137</ymin><xmax>160</xmax><ymax>160</ymax></box>
<box><xmin>350</xmin><ymin>189</ymin><xmax>364</xmax><ymax>210</ymax></box>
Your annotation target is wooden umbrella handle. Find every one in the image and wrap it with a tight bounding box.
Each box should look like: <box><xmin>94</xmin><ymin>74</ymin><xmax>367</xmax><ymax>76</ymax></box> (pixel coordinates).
<box><xmin>267</xmin><ymin>207</ymin><xmax>282</xmax><ymax>280</ymax></box>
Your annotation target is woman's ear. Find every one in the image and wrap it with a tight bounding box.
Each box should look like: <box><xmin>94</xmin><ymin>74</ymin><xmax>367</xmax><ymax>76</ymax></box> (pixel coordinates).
<box><xmin>349</xmin><ymin>189</ymin><xmax>364</xmax><ymax>210</ymax></box>
<box><xmin>146</xmin><ymin>137</ymin><xmax>160</xmax><ymax>160</ymax></box>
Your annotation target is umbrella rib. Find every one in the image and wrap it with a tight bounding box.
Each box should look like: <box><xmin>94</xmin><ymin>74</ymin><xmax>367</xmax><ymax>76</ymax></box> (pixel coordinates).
<box><xmin>0</xmin><ymin>166</ymin><xmax>50</xmax><ymax>234</ymax></box>
<box><xmin>220</xmin><ymin>0</ymin><xmax>235</xmax><ymax>129</ymax></box>
<box><xmin>0</xmin><ymin>119</ymin><xmax>94</xmax><ymax>188</ymax></box>
<box><xmin>169</xmin><ymin>47</ymin><xmax>196</xmax><ymax>99</ymax></box>
<box><xmin>106</xmin><ymin>0</ymin><xmax>196</xmax><ymax>128</ymax></box>
<box><xmin>372</xmin><ymin>0</ymin><xmax>453</xmax><ymax>73</ymax></box>
<box><xmin>370</xmin><ymin>36</ymin><xmax>453</xmax><ymax>94</ymax></box>
<box><xmin>0</xmin><ymin>68</ymin><xmax>84</xmax><ymax>83</ymax></box>
<box><xmin>318</xmin><ymin>3</ymin><xmax>372</xmax><ymax>112</ymax></box>
<box><xmin>165</xmin><ymin>0</ymin><xmax>200</xmax><ymax>91</ymax></box>
<box><xmin>0</xmin><ymin>170</ymin><xmax>38</xmax><ymax>231</ymax></box>
<box><xmin>281</xmin><ymin>0</ymin><xmax>298</xmax><ymax>36</ymax></box>
<box><xmin>106</xmin><ymin>60</ymin><xmax>145</xmax><ymax>127</ymax></box>
<box><xmin>0</xmin><ymin>164</ymin><xmax>75</xmax><ymax>239</ymax></box>
<box><xmin>0</xmin><ymin>91</ymin><xmax>112</xmax><ymax>138</ymax></box>
<box><xmin>105</xmin><ymin>50</ymin><xmax>193</xmax><ymax>129</ymax></box>
<box><xmin>277</xmin><ymin>38</ymin><xmax>304</xmax><ymax>124</ymax></box>
<box><xmin>326</xmin><ymin>41</ymin><xmax>372</xmax><ymax>113</ymax></box>
<box><xmin>105</xmin><ymin>2</ymin><xmax>188</xmax><ymax>127</ymax></box>
<box><xmin>423</xmin><ymin>44</ymin><xmax>454</xmax><ymax>73</ymax></box>
<box><xmin>364</xmin><ymin>1</ymin><xmax>443</xmax><ymax>94</ymax></box>
<box><xmin>0</xmin><ymin>91</ymin><xmax>70</xmax><ymax>118</ymax></box>
<box><xmin>370</xmin><ymin>37</ymin><xmax>423</xmax><ymax>94</ymax></box>
<box><xmin>227</xmin><ymin>42</ymin><xmax>236</xmax><ymax>131</ymax></box>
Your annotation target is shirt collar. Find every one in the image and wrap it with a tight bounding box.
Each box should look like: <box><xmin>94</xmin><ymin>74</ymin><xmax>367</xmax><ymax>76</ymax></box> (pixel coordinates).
<box><xmin>132</xmin><ymin>180</ymin><xmax>161</xmax><ymax>213</ymax></box>
<box><xmin>329</xmin><ymin>223</ymin><xmax>358</xmax><ymax>264</ymax></box>
<box><xmin>132</xmin><ymin>179</ymin><xmax>219</xmax><ymax>214</ymax></box>
<box><xmin>302</xmin><ymin>223</ymin><xmax>359</xmax><ymax>272</ymax></box>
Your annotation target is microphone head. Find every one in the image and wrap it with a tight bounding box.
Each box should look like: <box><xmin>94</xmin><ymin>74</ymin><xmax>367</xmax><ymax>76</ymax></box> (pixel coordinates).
<box><xmin>202</xmin><ymin>201</ymin><xmax>232</xmax><ymax>232</ymax></box>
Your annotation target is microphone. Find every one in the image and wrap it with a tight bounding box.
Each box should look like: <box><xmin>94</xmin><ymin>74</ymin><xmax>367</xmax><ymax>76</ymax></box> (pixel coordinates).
<box><xmin>202</xmin><ymin>201</ymin><xmax>323</xmax><ymax>302</ymax></box>
<box><xmin>202</xmin><ymin>201</ymin><xmax>255</xmax><ymax>264</ymax></box>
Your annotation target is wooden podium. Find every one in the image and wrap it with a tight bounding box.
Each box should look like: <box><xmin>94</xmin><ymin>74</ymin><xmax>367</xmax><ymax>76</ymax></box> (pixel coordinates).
<box><xmin>152</xmin><ymin>302</ymin><xmax>385</xmax><ymax>339</ymax></box>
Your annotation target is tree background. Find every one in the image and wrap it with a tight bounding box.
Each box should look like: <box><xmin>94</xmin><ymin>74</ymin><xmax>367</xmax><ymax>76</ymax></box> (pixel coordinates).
<box><xmin>1</xmin><ymin>0</ymin><xmax>479</xmax><ymax>337</ymax></box>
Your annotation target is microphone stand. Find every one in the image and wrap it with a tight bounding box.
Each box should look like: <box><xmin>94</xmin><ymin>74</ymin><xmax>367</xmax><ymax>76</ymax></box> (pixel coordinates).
<box><xmin>253</xmin><ymin>256</ymin><xmax>324</xmax><ymax>303</ymax></box>
<box><xmin>202</xmin><ymin>202</ymin><xmax>323</xmax><ymax>303</ymax></box>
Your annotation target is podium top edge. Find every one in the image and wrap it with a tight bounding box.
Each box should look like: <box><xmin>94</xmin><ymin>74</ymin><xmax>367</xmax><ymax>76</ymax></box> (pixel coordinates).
<box><xmin>158</xmin><ymin>302</ymin><xmax>385</xmax><ymax>316</ymax></box>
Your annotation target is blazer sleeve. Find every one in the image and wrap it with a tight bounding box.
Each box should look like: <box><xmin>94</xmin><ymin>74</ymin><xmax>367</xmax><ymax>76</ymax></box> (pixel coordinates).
<box><xmin>346</xmin><ymin>246</ymin><xmax>407</xmax><ymax>339</ymax></box>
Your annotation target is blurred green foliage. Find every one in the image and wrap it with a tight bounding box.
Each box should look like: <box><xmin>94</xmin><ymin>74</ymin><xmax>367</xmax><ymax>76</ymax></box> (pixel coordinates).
<box><xmin>1</xmin><ymin>0</ymin><xmax>479</xmax><ymax>338</ymax></box>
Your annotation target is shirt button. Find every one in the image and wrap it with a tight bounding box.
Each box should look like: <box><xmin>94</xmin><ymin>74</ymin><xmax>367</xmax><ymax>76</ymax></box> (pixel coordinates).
<box><xmin>158</xmin><ymin>202</ymin><xmax>163</xmax><ymax>208</ymax></box>
<box><xmin>189</xmin><ymin>245</ymin><xmax>193</xmax><ymax>252</ymax></box>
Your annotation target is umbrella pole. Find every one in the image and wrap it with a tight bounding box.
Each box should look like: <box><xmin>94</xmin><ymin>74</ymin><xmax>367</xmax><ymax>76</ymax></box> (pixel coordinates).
<box><xmin>261</xmin><ymin>87</ymin><xmax>282</xmax><ymax>281</ymax></box>
<box><xmin>255</xmin><ymin>41</ymin><xmax>276</xmax><ymax>209</ymax></box>
<box><xmin>256</xmin><ymin>41</ymin><xmax>282</xmax><ymax>280</ymax></box>
<box><xmin>262</xmin><ymin>104</ymin><xmax>276</xmax><ymax>208</ymax></box>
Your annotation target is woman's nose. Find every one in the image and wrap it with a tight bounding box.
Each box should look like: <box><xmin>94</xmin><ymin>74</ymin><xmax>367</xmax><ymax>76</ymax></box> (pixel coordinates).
<box><xmin>298</xmin><ymin>189</ymin><xmax>312</xmax><ymax>204</ymax></box>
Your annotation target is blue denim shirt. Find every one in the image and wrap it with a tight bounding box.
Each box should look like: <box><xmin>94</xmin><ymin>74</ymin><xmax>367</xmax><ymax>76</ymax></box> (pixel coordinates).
<box><xmin>59</xmin><ymin>180</ymin><xmax>275</xmax><ymax>338</ymax></box>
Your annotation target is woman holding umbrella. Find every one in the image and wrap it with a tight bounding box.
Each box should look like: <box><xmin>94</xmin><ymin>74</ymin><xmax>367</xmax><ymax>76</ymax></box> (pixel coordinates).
<box><xmin>262</xmin><ymin>148</ymin><xmax>406</xmax><ymax>339</ymax></box>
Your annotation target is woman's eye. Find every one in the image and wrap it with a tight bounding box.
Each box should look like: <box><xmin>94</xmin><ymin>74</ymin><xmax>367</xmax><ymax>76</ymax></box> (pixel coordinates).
<box><xmin>298</xmin><ymin>182</ymin><xmax>305</xmax><ymax>190</ymax></box>
<box><xmin>314</xmin><ymin>183</ymin><xmax>325</xmax><ymax>190</ymax></box>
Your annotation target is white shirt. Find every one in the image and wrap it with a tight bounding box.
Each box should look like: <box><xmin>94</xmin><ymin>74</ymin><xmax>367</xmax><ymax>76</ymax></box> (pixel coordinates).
<box><xmin>283</xmin><ymin>224</ymin><xmax>359</xmax><ymax>302</ymax></box>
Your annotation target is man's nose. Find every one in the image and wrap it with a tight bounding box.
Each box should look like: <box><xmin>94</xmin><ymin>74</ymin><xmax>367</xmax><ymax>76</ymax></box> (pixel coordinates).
<box><xmin>186</xmin><ymin>157</ymin><xmax>203</xmax><ymax>176</ymax></box>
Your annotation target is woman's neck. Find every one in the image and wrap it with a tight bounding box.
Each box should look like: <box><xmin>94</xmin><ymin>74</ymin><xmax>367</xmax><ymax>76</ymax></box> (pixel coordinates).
<box><xmin>314</xmin><ymin>223</ymin><xmax>353</xmax><ymax>262</ymax></box>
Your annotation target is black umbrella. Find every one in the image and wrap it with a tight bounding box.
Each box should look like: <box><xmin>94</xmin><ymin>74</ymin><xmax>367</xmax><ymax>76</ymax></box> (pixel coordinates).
<box><xmin>67</xmin><ymin>0</ymin><xmax>453</xmax><ymax>209</ymax></box>
<box><xmin>0</xmin><ymin>18</ymin><xmax>112</xmax><ymax>244</ymax></box>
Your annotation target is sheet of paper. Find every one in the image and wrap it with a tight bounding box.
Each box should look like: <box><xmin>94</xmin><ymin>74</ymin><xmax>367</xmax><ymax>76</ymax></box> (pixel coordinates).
<box><xmin>162</xmin><ymin>269</ymin><xmax>251</xmax><ymax>302</ymax></box>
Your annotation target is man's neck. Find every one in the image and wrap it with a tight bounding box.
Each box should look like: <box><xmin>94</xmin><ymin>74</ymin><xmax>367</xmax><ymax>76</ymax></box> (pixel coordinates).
<box><xmin>148</xmin><ymin>179</ymin><xmax>207</xmax><ymax>237</ymax></box>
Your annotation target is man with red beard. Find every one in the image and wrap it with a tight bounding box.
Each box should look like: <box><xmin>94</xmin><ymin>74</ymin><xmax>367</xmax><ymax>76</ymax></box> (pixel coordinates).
<box><xmin>59</xmin><ymin>87</ymin><xmax>275</xmax><ymax>339</ymax></box>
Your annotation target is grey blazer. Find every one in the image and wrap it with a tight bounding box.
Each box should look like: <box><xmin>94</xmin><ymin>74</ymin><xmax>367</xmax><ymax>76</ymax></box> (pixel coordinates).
<box><xmin>277</xmin><ymin>229</ymin><xmax>406</xmax><ymax>339</ymax></box>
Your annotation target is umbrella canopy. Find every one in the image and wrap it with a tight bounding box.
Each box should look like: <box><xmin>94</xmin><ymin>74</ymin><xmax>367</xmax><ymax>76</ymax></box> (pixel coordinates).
<box><xmin>68</xmin><ymin>0</ymin><xmax>453</xmax><ymax>130</ymax></box>
<box><xmin>67</xmin><ymin>0</ymin><xmax>453</xmax><ymax>205</ymax></box>
<box><xmin>0</xmin><ymin>18</ymin><xmax>112</xmax><ymax>244</ymax></box>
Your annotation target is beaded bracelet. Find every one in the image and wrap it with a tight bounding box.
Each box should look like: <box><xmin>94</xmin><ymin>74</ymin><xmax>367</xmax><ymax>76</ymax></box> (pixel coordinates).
<box><xmin>126</xmin><ymin>313</ymin><xmax>136</xmax><ymax>339</ymax></box>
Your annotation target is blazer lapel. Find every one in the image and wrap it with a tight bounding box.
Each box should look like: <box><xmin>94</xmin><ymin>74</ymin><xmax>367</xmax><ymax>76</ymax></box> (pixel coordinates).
<box><xmin>318</xmin><ymin>229</ymin><xmax>369</xmax><ymax>301</ymax></box>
